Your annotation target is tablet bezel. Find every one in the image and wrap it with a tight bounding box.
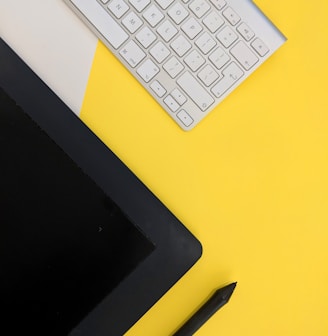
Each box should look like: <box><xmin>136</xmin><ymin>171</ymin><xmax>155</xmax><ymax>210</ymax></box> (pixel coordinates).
<box><xmin>0</xmin><ymin>38</ymin><xmax>202</xmax><ymax>336</ymax></box>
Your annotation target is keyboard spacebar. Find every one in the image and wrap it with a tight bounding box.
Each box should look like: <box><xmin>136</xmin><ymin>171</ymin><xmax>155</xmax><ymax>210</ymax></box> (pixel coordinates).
<box><xmin>177</xmin><ymin>72</ymin><xmax>214</xmax><ymax>111</ymax></box>
<box><xmin>70</xmin><ymin>0</ymin><xmax>128</xmax><ymax>49</ymax></box>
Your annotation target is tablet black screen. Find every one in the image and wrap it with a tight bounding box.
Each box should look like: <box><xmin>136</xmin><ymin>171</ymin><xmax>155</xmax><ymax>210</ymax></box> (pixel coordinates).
<box><xmin>0</xmin><ymin>88</ymin><xmax>155</xmax><ymax>336</ymax></box>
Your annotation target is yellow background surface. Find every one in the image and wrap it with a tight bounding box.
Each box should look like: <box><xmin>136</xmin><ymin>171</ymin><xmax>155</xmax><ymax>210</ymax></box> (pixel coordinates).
<box><xmin>80</xmin><ymin>1</ymin><xmax>328</xmax><ymax>335</ymax></box>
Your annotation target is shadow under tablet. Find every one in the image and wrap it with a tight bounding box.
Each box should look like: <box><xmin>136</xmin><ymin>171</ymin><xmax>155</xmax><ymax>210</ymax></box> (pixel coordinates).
<box><xmin>0</xmin><ymin>88</ymin><xmax>154</xmax><ymax>335</ymax></box>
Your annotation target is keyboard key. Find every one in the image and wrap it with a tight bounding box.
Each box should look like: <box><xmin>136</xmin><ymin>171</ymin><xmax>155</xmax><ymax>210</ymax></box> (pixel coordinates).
<box><xmin>217</xmin><ymin>26</ymin><xmax>238</xmax><ymax>48</ymax></box>
<box><xmin>222</xmin><ymin>7</ymin><xmax>241</xmax><ymax>25</ymax></box>
<box><xmin>203</xmin><ymin>11</ymin><xmax>224</xmax><ymax>33</ymax></box>
<box><xmin>122</xmin><ymin>12</ymin><xmax>143</xmax><ymax>33</ymax></box>
<box><xmin>168</xmin><ymin>3</ymin><xmax>189</xmax><ymax>24</ymax></box>
<box><xmin>230</xmin><ymin>41</ymin><xmax>258</xmax><ymax>70</ymax></box>
<box><xmin>150</xmin><ymin>80</ymin><xmax>166</xmax><ymax>97</ymax></box>
<box><xmin>120</xmin><ymin>40</ymin><xmax>146</xmax><ymax>67</ymax></box>
<box><xmin>129</xmin><ymin>0</ymin><xmax>150</xmax><ymax>12</ymax></box>
<box><xmin>177</xmin><ymin>110</ymin><xmax>194</xmax><ymax>127</ymax></box>
<box><xmin>189</xmin><ymin>0</ymin><xmax>211</xmax><ymax>18</ymax></box>
<box><xmin>209</xmin><ymin>46</ymin><xmax>230</xmax><ymax>69</ymax></box>
<box><xmin>136</xmin><ymin>26</ymin><xmax>156</xmax><ymax>48</ymax></box>
<box><xmin>157</xmin><ymin>20</ymin><xmax>178</xmax><ymax>42</ymax></box>
<box><xmin>198</xmin><ymin>64</ymin><xmax>219</xmax><ymax>86</ymax></box>
<box><xmin>137</xmin><ymin>59</ymin><xmax>159</xmax><ymax>82</ymax></box>
<box><xmin>163</xmin><ymin>56</ymin><xmax>184</xmax><ymax>78</ymax></box>
<box><xmin>155</xmin><ymin>0</ymin><xmax>174</xmax><ymax>10</ymax></box>
<box><xmin>195</xmin><ymin>32</ymin><xmax>217</xmax><ymax>54</ymax></box>
<box><xmin>209</xmin><ymin>0</ymin><xmax>226</xmax><ymax>10</ymax></box>
<box><xmin>177</xmin><ymin>71</ymin><xmax>214</xmax><ymax>111</ymax></box>
<box><xmin>164</xmin><ymin>95</ymin><xmax>180</xmax><ymax>112</ymax></box>
<box><xmin>108</xmin><ymin>0</ymin><xmax>129</xmax><ymax>19</ymax></box>
<box><xmin>171</xmin><ymin>88</ymin><xmax>187</xmax><ymax>105</ymax></box>
<box><xmin>251</xmin><ymin>38</ymin><xmax>270</xmax><ymax>57</ymax></box>
<box><xmin>70</xmin><ymin>0</ymin><xmax>128</xmax><ymax>49</ymax></box>
<box><xmin>211</xmin><ymin>62</ymin><xmax>243</xmax><ymax>97</ymax></box>
<box><xmin>150</xmin><ymin>41</ymin><xmax>170</xmax><ymax>63</ymax></box>
<box><xmin>237</xmin><ymin>22</ymin><xmax>255</xmax><ymax>41</ymax></box>
<box><xmin>170</xmin><ymin>35</ymin><xmax>192</xmax><ymax>57</ymax></box>
<box><xmin>143</xmin><ymin>4</ymin><xmax>164</xmax><ymax>27</ymax></box>
<box><xmin>181</xmin><ymin>17</ymin><xmax>203</xmax><ymax>39</ymax></box>
<box><xmin>184</xmin><ymin>50</ymin><xmax>205</xmax><ymax>71</ymax></box>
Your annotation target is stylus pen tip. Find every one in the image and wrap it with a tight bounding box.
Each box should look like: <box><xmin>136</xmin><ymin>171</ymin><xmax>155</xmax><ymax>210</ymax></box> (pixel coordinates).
<box><xmin>218</xmin><ymin>282</ymin><xmax>237</xmax><ymax>302</ymax></box>
<box><xmin>172</xmin><ymin>282</ymin><xmax>237</xmax><ymax>336</ymax></box>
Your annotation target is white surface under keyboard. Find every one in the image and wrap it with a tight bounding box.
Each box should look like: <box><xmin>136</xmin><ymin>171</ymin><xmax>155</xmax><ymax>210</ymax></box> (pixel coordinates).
<box><xmin>64</xmin><ymin>0</ymin><xmax>286</xmax><ymax>130</ymax></box>
<box><xmin>0</xmin><ymin>0</ymin><xmax>97</xmax><ymax>116</ymax></box>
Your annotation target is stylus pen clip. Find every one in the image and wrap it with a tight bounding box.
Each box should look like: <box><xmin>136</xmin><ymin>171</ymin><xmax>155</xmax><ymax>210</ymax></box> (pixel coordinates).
<box><xmin>172</xmin><ymin>282</ymin><xmax>237</xmax><ymax>336</ymax></box>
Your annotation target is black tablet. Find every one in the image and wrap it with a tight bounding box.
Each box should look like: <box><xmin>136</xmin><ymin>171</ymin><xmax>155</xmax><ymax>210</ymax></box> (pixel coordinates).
<box><xmin>0</xmin><ymin>38</ymin><xmax>202</xmax><ymax>336</ymax></box>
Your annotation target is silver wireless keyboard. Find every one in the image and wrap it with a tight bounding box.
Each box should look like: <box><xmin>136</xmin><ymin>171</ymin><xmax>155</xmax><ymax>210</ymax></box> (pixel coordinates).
<box><xmin>64</xmin><ymin>0</ymin><xmax>286</xmax><ymax>130</ymax></box>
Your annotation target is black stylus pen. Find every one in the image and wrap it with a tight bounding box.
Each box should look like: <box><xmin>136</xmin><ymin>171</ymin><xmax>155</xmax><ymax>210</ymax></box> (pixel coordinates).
<box><xmin>172</xmin><ymin>282</ymin><xmax>237</xmax><ymax>336</ymax></box>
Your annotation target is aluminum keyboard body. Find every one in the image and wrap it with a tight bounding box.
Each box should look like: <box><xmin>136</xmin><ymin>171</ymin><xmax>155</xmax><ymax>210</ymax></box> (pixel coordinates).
<box><xmin>64</xmin><ymin>0</ymin><xmax>286</xmax><ymax>130</ymax></box>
